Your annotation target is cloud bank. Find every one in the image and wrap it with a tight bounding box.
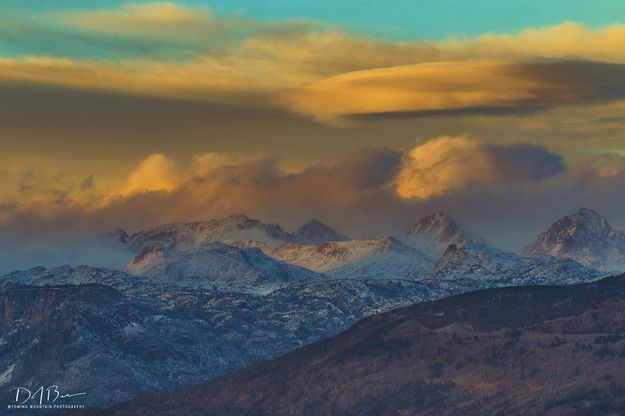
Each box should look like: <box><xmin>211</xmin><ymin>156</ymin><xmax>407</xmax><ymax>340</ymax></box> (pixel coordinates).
<box><xmin>2</xmin><ymin>3</ymin><xmax>625</xmax><ymax>122</ymax></box>
<box><xmin>395</xmin><ymin>136</ymin><xmax>564</xmax><ymax>199</ymax></box>
<box><xmin>3</xmin><ymin>137</ymin><xmax>621</xmax><ymax>266</ymax></box>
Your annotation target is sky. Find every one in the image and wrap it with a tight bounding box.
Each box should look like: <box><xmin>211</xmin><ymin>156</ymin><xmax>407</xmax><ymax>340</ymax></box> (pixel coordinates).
<box><xmin>2</xmin><ymin>1</ymin><xmax>625</xmax><ymax>270</ymax></box>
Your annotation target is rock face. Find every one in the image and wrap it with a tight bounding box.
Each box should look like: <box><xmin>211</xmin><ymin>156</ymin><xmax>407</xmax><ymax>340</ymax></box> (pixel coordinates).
<box><xmin>402</xmin><ymin>212</ymin><xmax>485</xmax><ymax>257</ymax></box>
<box><xmin>272</xmin><ymin>237</ymin><xmax>434</xmax><ymax>280</ymax></box>
<box><xmin>0</xmin><ymin>285</ymin><xmax>151</xmax><ymax>406</ymax></box>
<box><xmin>291</xmin><ymin>219</ymin><xmax>349</xmax><ymax>244</ymax></box>
<box><xmin>525</xmin><ymin>208</ymin><xmax>625</xmax><ymax>271</ymax></box>
<box><xmin>80</xmin><ymin>274</ymin><xmax>625</xmax><ymax>416</ymax></box>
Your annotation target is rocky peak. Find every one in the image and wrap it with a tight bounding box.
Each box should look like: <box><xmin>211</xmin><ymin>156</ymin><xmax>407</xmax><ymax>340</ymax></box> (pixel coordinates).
<box><xmin>403</xmin><ymin>212</ymin><xmax>479</xmax><ymax>257</ymax></box>
<box><xmin>525</xmin><ymin>208</ymin><xmax>625</xmax><ymax>271</ymax></box>
<box><xmin>118</xmin><ymin>214</ymin><xmax>291</xmax><ymax>252</ymax></box>
<box><xmin>292</xmin><ymin>219</ymin><xmax>348</xmax><ymax>245</ymax></box>
<box><xmin>407</xmin><ymin>212</ymin><xmax>460</xmax><ymax>236</ymax></box>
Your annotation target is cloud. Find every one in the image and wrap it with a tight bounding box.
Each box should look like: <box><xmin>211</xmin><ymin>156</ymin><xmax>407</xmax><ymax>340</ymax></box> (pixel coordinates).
<box><xmin>395</xmin><ymin>136</ymin><xmax>564</xmax><ymax>199</ymax></box>
<box><xmin>0</xmin><ymin>139</ymin><xmax>563</xmax><ymax>238</ymax></box>
<box><xmin>2</xmin><ymin>142</ymin><xmax>625</xmax><ymax>267</ymax></box>
<box><xmin>3</xmin><ymin>6</ymin><xmax>625</xmax><ymax>122</ymax></box>
<box><xmin>80</xmin><ymin>174</ymin><xmax>95</xmax><ymax>191</ymax></box>
<box><xmin>57</xmin><ymin>2</ymin><xmax>219</xmax><ymax>37</ymax></box>
<box><xmin>462</xmin><ymin>22</ymin><xmax>625</xmax><ymax>63</ymax></box>
<box><xmin>278</xmin><ymin>60</ymin><xmax>625</xmax><ymax>122</ymax></box>
<box><xmin>115</xmin><ymin>153</ymin><xmax>180</xmax><ymax>197</ymax></box>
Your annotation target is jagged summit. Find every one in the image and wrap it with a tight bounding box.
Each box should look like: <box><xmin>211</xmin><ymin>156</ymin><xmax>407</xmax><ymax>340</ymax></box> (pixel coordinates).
<box><xmin>403</xmin><ymin>211</ymin><xmax>483</xmax><ymax>257</ymax></box>
<box><xmin>408</xmin><ymin>211</ymin><xmax>458</xmax><ymax>232</ymax></box>
<box><xmin>115</xmin><ymin>214</ymin><xmax>348</xmax><ymax>253</ymax></box>
<box><xmin>292</xmin><ymin>219</ymin><xmax>348</xmax><ymax>245</ymax></box>
<box><xmin>119</xmin><ymin>213</ymin><xmax>290</xmax><ymax>252</ymax></box>
<box><xmin>525</xmin><ymin>208</ymin><xmax>625</xmax><ymax>271</ymax></box>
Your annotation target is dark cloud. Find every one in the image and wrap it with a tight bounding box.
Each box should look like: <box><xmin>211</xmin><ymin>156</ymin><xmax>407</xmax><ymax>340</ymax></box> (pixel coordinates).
<box><xmin>19</xmin><ymin>168</ymin><xmax>41</xmax><ymax>193</ymax></box>
<box><xmin>485</xmin><ymin>143</ymin><xmax>565</xmax><ymax>182</ymax></box>
<box><xmin>80</xmin><ymin>174</ymin><xmax>95</xmax><ymax>191</ymax></box>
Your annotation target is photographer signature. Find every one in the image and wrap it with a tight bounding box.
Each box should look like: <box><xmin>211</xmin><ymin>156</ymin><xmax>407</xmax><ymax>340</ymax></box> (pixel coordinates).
<box><xmin>9</xmin><ymin>385</ymin><xmax>86</xmax><ymax>405</ymax></box>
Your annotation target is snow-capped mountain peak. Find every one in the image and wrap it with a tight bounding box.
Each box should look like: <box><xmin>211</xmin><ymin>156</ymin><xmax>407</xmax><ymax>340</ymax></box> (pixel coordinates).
<box><xmin>116</xmin><ymin>214</ymin><xmax>349</xmax><ymax>253</ymax></box>
<box><xmin>403</xmin><ymin>212</ymin><xmax>484</xmax><ymax>257</ymax></box>
<box><xmin>119</xmin><ymin>214</ymin><xmax>291</xmax><ymax>252</ymax></box>
<box><xmin>124</xmin><ymin>241</ymin><xmax>327</xmax><ymax>294</ymax></box>
<box><xmin>525</xmin><ymin>208</ymin><xmax>625</xmax><ymax>271</ymax></box>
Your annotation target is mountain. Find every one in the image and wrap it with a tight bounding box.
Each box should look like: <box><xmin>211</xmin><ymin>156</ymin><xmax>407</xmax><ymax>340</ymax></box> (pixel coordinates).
<box><xmin>117</xmin><ymin>214</ymin><xmax>347</xmax><ymax>253</ymax></box>
<box><xmin>525</xmin><ymin>207</ymin><xmax>625</xmax><ymax>272</ymax></box>
<box><xmin>120</xmin><ymin>214</ymin><xmax>291</xmax><ymax>252</ymax></box>
<box><xmin>124</xmin><ymin>242</ymin><xmax>327</xmax><ymax>294</ymax></box>
<box><xmin>402</xmin><ymin>212</ymin><xmax>603</xmax><ymax>287</ymax></box>
<box><xmin>0</xmin><ymin>267</ymin><xmax>439</xmax><ymax>407</ymax></box>
<box><xmin>78</xmin><ymin>274</ymin><xmax>625</xmax><ymax>416</ymax></box>
<box><xmin>427</xmin><ymin>242</ymin><xmax>602</xmax><ymax>291</ymax></box>
<box><xmin>272</xmin><ymin>237</ymin><xmax>434</xmax><ymax>280</ymax></box>
<box><xmin>291</xmin><ymin>219</ymin><xmax>348</xmax><ymax>244</ymax></box>
<box><xmin>403</xmin><ymin>211</ymin><xmax>485</xmax><ymax>257</ymax></box>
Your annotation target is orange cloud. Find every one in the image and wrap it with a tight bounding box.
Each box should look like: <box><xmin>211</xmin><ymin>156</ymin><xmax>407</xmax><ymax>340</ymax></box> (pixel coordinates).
<box><xmin>3</xmin><ymin>14</ymin><xmax>625</xmax><ymax>118</ymax></box>
<box><xmin>116</xmin><ymin>153</ymin><xmax>180</xmax><ymax>197</ymax></box>
<box><xmin>395</xmin><ymin>136</ymin><xmax>564</xmax><ymax>199</ymax></box>
<box><xmin>277</xmin><ymin>60</ymin><xmax>625</xmax><ymax>122</ymax></box>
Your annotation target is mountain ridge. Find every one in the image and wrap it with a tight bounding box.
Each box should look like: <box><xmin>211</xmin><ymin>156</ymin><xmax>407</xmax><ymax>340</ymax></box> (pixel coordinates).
<box><xmin>525</xmin><ymin>207</ymin><xmax>625</xmax><ymax>271</ymax></box>
<box><xmin>70</xmin><ymin>273</ymin><xmax>625</xmax><ymax>416</ymax></box>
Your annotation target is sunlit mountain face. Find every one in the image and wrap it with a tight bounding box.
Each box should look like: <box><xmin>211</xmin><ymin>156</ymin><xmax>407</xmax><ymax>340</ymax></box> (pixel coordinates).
<box><xmin>2</xmin><ymin>1</ymin><xmax>625</xmax><ymax>414</ymax></box>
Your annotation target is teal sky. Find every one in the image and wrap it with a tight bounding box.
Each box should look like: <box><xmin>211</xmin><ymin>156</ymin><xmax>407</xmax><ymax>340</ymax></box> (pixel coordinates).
<box><xmin>3</xmin><ymin>0</ymin><xmax>625</xmax><ymax>41</ymax></box>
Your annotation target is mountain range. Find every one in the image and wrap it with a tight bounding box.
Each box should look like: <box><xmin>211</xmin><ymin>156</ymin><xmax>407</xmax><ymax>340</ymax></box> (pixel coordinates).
<box><xmin>0</xmin><ymin>207</ymin><xmax>623</xmax><ymax>408</ymax></box>
<box><xmin>79</xmin><ymin>273</ymin><xmax>625</xmax><ymax>416</ymax></box>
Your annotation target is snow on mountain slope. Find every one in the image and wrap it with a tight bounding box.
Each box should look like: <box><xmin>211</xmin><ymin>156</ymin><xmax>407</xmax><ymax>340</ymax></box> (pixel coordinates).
<box><xmin>125</xmin><ymin>242</ymin><xmax>327</xmax><ymax>294</ymax></box>
<box><xmin>427</xmin><ymin>242</ymin><xmax>603</xmax><ymax>290</ymax></box>
<box><xmin>402</xmin><ymin>211</ymin><xmax>486</xmax><ymax>257</ymax></box>
<box><xmin>271</xmin><ymin>237</ymin><xmax>434</xmax><ymax>280</ymax></box>
<box><xmin>0</xmin><ymin>276</ymin><xmax>440</xmax><ymax>406</ymax></box>
<box><xmin>117</xmin><ymin>214</ymin><xmax>348</xmax><ymax>253</ymax></box>
<box><xmin>0</xmin><ymin>264</ymin><xmax>138</xmax><ymax>290</ymax></box>
<box><xmin>119</xmin><ymin>214</ymin><xmax>290</xmax><ymax>252</ymax></box>
<box><xmin>525</xmin><ymin>207</ymin><xmax>625</xmax><ymax>272</ymax></box>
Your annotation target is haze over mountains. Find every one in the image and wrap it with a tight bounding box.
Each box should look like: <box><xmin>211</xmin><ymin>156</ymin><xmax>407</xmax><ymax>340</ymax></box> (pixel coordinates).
<box><xmin>0</xmin><ymin>207</ymin><xmax>623</xmax><ymax>408</ymax></box>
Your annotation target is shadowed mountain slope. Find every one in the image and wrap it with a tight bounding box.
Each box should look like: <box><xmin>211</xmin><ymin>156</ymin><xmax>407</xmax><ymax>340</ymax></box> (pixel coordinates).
<box><xmin>75</xmin><ymin>273</ymin><xmax>625</xmax><ymax>416</ymax></box>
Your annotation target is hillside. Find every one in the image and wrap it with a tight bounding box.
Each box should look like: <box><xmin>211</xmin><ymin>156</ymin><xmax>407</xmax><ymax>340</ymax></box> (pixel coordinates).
<box><xmin>76</xmin><ymin>274</ymin><xmax>625</xmax><ymax>416</ymax></box>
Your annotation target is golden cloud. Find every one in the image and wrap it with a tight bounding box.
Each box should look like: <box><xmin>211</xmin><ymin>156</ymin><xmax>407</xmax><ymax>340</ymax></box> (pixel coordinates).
<box><xmin>277</xmin><ymin>59</ymin><xmax>625</xmax><ymax>122</ymax></box>
<box><xmin>103</xmin><ymin>152</ymin><xmax>237</xmax><ymax>202</ymax></box>
<box><xmin>395</xmin><ymin>136</ymin><xmax>564</xmax><ymax>199</ymax></box>
<box><xmin>3</xmin><ymin>9</ymin><xmax>625</xmax><ymax>119</ymax></box>
<box><xmin>0</xmin><ymin>139</ymin><xmax>565</xmax><ymax>231</ymax></box>
<box><xmin>115</xmin><ymin>153</ymin><xmax>179</xmax><ymax>197</ymax></box>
